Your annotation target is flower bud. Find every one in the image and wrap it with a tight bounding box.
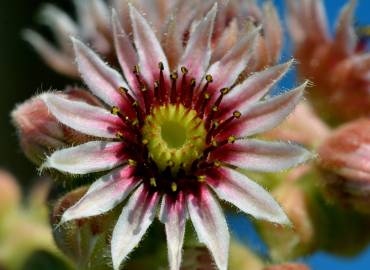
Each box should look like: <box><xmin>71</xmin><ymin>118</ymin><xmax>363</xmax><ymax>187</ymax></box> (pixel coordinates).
<box><xmin>256</xmin><ymin>180</ymin><xmax>316</xmax><ymax>261</ymax></box>
<box><xmin>0</xmin><ymin>170</ymin><xmax>21</xmax><ymax>218</ymax></box>
<box><xmin>318</xmin><ymin>118</ymin><xmax>370</xmax><ymax>213</ymax></box>
<box><xmin>51</xmin><ymin>187</ymin><xmax>118</xmax><ymax>269</ymax></box>
<box><xmin>264</xmin><ymin>263</ymin><xmax>310</xmax><ymax>270</ymax></box>
<box><xmin>11</xmin><ymin>88</ymin><xmax>99</xmax><ymax>165</ymax></box>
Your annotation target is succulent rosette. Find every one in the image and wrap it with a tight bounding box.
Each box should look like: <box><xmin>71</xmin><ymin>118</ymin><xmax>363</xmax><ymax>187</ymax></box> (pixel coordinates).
<box><xmin>287</xmin><ymin>0</ymin><xmax>370</xmax><ymax>123</ymax></box>
<box><xmin>24</xmin><ymin>0</ymin><xmax>282</xmax><ymax>77</ymax></box>
<box><xmin>16</xmin><ymin>2</ymin><xmax>313</xmax><ymax>270</ymax></box>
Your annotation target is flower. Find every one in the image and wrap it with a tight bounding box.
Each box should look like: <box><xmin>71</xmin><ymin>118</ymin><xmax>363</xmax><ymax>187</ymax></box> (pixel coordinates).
<box><xmin>287</xmin><ymin>0</ymin><xmax>370</xmax><ymax>124</ymax></box>
<box><xmin>318</xmin><ymin>118</ymin><xmax>370</xmax><ymax>213</ymax></box>
<box><xmin>31</xmin><ymin>4</ymin><xmax>311</xmax><ymax>270</ymax></box>
<box><xmin>12</xmin><ymin>87</ymin><xmax>101</xmax><ymax>165</ymax></box>
<box><xmin>24</xmin><ymin>0</ymin><xmax>282</xmax><ymax>77</ymax></box>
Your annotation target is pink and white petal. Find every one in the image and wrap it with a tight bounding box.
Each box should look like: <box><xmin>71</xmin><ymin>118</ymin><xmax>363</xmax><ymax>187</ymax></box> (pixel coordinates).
<box><xmin>286</xmin><ymin>0</ymin><xmax>306</xmax><ymax>44</ymax></box>
<box><xmin>209</xmin><ymin>139</ymin><xmax>313</xmax><ymax>172</ymax></box>
<box><xmin>112</xmin><ymin>10</ymin><xmax>141</xmax><ymax>97</ymax></box>
<box><xmin>179</xmin><ymin>4</ymin><xmax>217</xmax><ymax>84</ymax></box>
<box><xmin>61</xmin><ymin>165</ymin><xmax>139</xmax><ymax>223</ymax></box>
<box><xmin>23</xmin><ymin>30</ymin><xmax>78</xmax><ymax>77</ymax></box>
<box><xmin>262</xmin><ymin>2</ymin><xmax>282</xmax><ymax>64</ymax></box>
<box><xmin>335</xmin><ymin>0</ymin><xmax>357</xmax><ymax>55</ymax></box>
<box><xmin>159</xmin><ymin>193</ymin><xmax>187</xmax><ymax>270</ymax></box>
<box><xmin>129</xmin><ymin>5</ymin><xmax>170</xmax><ymax>85</ymax></box>
<box><xmin>309</xmin><ymin>0</ymin><xmax>329</xmax><ymax>42</ymax></box>
<box><xmin>42</xmin><ymin>141</ymin><xmax>127</xmax><ymax>174</ymax></box>
<box><xmin>207</xmin><ymin>167</ymin><xmax>290</xmax><ymax>225</ymax></box>
<box><xmin>206</xmin><ymin>26</ymin><xmax>260</xmax><ymax>92</ymax></box>
<box><xmin>39</xmin><ymin>4</ymin><xmax>78</xmax><ymax>53</ymax></box>
<box><xmin>111</xmin><ymin>185</ymin><xmax>159</xmax><ymax>270</ymax></box>
<box><xmin>220</xmin><ymin>61</ymin><xmax>293</xmax><ymax>118</ymax></box>
<box><xmin>162</xmin><ymin>14</ymin><xmax>183</xmax><ymax>70</ymax></box>
<box><xmin>72</xmin><ymin>38</ymin><xmax>128</xmax><ymax>108</ymax></box>
<box><xmin>219</xmin><ymin>82</ymin><xmax>307</xmax><ymax>139</ymax></box>
<box><xmin>211</xmin><ymin>19</ymin><xmax>239</xmax><ymax>63</ymax></box>
<box><xmin>41</xmin><ymin>93</ymin><xmax>122</xmax><ymax>139</ymax></box>
<box><xmin>187</xmin><ymin>186</ymin><xmax>229</xmax><ymax>270</ymax></box>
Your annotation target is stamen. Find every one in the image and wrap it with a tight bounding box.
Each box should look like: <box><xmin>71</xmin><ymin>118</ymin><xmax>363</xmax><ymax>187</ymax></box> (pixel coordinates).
<box><xmin>180</xmin><ymin>66</ymin><xmax>188</xmax><ymax>104</ymax></box>
<box><xmin>118</xmin><ymin>87</ymin><xmax>145</xmax><ymax>126</ymax></box>
<box><xmin>205</xmin><ymin>88</ymin><xmax>230</xmax><ymax>129</ymax></box>
<box><xmin>198</xmin><ymin>93</ymin><xmax>211</xmax><ymax>118</ymax></box>
<box><xmin>186</xmin><ymin>78</ymin><xmax>196</xmax><ymax>107</ymax></box>
<box><xmin>158</xmin><ymin>62</ymin><xmax>166</xmax><ymax>103</ymax></box>
<box><xmin>212</xmin><ymin>111</ymin><xmax>241</xmax><ymax>137</ymax></box>
<box><xmin>197</xmin><ymin>175</ymin><xmax>206</xmax><ymax>183</ymax></box>
<box><xmin>170</xmin><ymin>71</ymin><xmax>178</xmax><ymax>104</ymax></box>
<box><xmin>133</xmin><ymin>65</ymin><xmax>150</xmax><ymax>114</ymax></box>
<box><xmin>195</xmin><ymin>74</ymin><xmax>213</xmax><ymax>111</ymax></box>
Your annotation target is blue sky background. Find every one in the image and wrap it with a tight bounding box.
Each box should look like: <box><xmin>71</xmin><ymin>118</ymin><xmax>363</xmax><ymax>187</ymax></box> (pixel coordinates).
<box><xmin>230</xmin><ymin>1</ymin><xmax>370</xmax><ymax>269</ymax></box>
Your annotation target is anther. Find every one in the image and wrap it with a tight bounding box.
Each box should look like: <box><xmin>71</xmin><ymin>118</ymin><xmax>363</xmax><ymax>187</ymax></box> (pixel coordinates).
<box><xmin>220</xmin><ymin>87</ymin><xmax>230</xmax><ymax>95</ymax></box>
<box><xmin>233</xmin><ymin>111</ymin><xmax>241</xmax><ymax>118</ymax></box>
<box><xmin>116</xmin><ymin>132</ymin><xmax>125</xmax><ymax>140</ymax></box>
<box><xmin>128</xmin><ymin>159</ymin><xmax>137</xmax><ymax>166</ymax></box>
<box><xmin>196</xmin><ymin>75</ymin><xmax>213</xmax><ymax>110</ymax></box>
<box><xmin>214</xmin><ymin>160</ymin><xmax>221</xmax><ymax>167</ymax></box>
<box><xmin>133</xmin><ymin>65</ymin><xmax>140</xmax><ymax>74</ymax></box>
<box><xmin>205</xmin><ymin>74</ymin><xmax>213</xmax><ymax>83</ymax></box>
<box><xmin>171</xmin><ymin>182</ymin><xmax>178</xmax><ymax>192</ymax></box>
<box><xmin>158</xmin><ymin>62</ymin><xmax>164</xmax><ymax>70</ymax></box>
<box><xmin>111</xmin><ymin>106</ymin><xmax>120</xmax><ymax>115</ymax></box>
<box><xmin>150</xmin><ymin>177</ymin><xmax>157</xmax><ymax>187</ymax></box>
<box><xmin>181</xmin><ymin>66</ymin><xmax>188</xmax><ymax>74</ymax></box>
<box><xmin>228</xmin><ymin>136</ymin><xmax>236</xmax><ymax>144</ymax></box>
<box><xmin>142</xmin><ymin>139</ymin><xmax>149</xmax><ymax>145</ymax></box>
<box><xmin>197</xmin><ymin>175</ymin><xmax>206</xmax><ymax>182</ymax></box>
<box><xmin>168</xmin><ymin>160</ymin><xmax>175</xmax><ymax>167</ymax></box>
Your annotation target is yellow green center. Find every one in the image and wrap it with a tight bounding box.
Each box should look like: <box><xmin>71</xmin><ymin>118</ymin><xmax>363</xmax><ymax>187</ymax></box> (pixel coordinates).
<box><xmin>142</xmin><ymin>104</ymin><xmax>207</xmax><ymax>174</ymax></box>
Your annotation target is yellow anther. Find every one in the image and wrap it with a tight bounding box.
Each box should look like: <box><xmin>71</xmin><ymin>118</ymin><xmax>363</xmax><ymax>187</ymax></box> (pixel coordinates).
<box><xmin>220</xmin><ymin>88</ymin><xmax>230</xmax><ymax>95</ymax></box>
<box><xmin>158</xmin><ymin>62</ymin><xmax>164</xmax><ymax>70</ymax></box>
<box><xmin>142</xmin><ymin>139</ymin><xmax>149</xmax><ymax>145</ymax></box>
<box><xmin>132</xmin><ymin>119</ymin><xmax>139</xmax><ymax>126</ymax></box>
<box><xmin>154</xmin><ymin>81</ymin><xmax>159</xmax><ymax>88</ymax></box>
<box><xmin>211</xmin><ymin>140</ymin><xmax>218</xmax><ymax>147</ymax></box>
<box><xmin>128</xmin><ymin>159</ymin><xmax>137</xmax><ymax>166</ymax></box>
<box><xmin>212</xmin><ymin>106</ymin><xmax>218</xmax><ymax>112</ymax></box>
<box><xmin>168</xmin><ymin>160</ymin><xmax>175</xmax><ymax>167</ymax></box>
<box><xmin>133</xmin><ymin>65</ymin><xmax>140</xmax><ymax>74</ymax></box>
<box><xmin>228</xmin><ymin>136</ymin><xmax>236</xmax><ymax>144</ymax></box>
<box><xmin>141</xmin><ymin>86</ymin><xmax>148</xmax><ymax>92</ymax></box>
<box><xmin>190</xmin><ymin>78</ymin><xmax>196</xmax><ymax>86</ymax></box>
<box><xmin>214</xmin><ymin>160</ymin><xmax>221</xmax><ymax>167</ymax></box>
<box><xmin>197</xmin><ymin>175</ymin><xmax>206</xmax><ymax>182</ymax></box>
<box><xmin>233</xmin><ymin>111</ymin><xmax>241</xmax><ymax>118</ymax></box>
<box><xmin>116</xmin><ymin>132</ymin><xmax>124</xmax><ymax>140</ymax></box>
<box><xmin>205</xmin><ymin>74</ymin><xmax>213</xmax><ymax>83</ymax></box>
<box><xmin>170</xmin><ymin>71</ymin><xmax>178</xmax><ymax>80</ymax></box>
<box><xmin>118</xmin><ymin>86</ymin><xmax>129</xmax><ymax>94</ymax></box>
<box><xmin>150</xmin><ymin>177</ymin><xmax>157</xmax><ymax>187</ymax></box>
<box><xmin>181</xmin><ymin>66</ymin><xmax>188</xmax><ymax>74</ymax></box>
<box><xmin>213</xmin><ymin>121</ymin><xmax>219</xmax><ymax>128</ymax></box>
<box><xmin>132</xmin><ymin>101</ymin><xmax>138</xmax><ymax>107</ymax></box>
<box><xmin>111</xmin><ymin>106</ymin><xmax>120</xmax><ymax>115</ymax></box>
<box><xmin>204</xmin><ymin>93</ymin><xmax>210</xmax><ymax>100</ymax></box>
<box><xmin>171</xmin><ymin>182</ymin><xmax>178</xmax><ymax>192</ymax></box>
